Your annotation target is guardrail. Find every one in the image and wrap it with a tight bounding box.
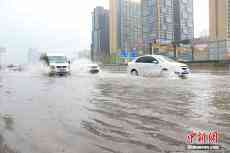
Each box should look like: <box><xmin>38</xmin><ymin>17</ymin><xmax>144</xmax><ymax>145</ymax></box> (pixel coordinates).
<box><xmin>100</xmin><ymin>64</ymin><xmax>128</xmax><ymax>73</ymax></box>
<box><xmin>181</xmin><ymin>60</ymin><xmax>230</xmax><ymax>64</ymax></box>
<box><xmin>101</xmin><ymin>60</ymin><xmax>230</xmax><ymax>73</ymax></box>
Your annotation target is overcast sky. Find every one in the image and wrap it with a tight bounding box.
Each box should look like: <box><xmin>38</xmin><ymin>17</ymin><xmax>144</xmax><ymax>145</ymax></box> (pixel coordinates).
<box><xmin>0</xmin><ymin>0</ymin><xmax>209</xmax><ymax>64</ymax></box>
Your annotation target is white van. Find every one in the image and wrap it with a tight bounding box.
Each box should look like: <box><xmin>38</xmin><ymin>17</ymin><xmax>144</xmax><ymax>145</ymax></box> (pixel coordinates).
<box><xmin>46</xmin><ymin>53</ymin><xmax>71</xmax><ymax>75</ymax></box>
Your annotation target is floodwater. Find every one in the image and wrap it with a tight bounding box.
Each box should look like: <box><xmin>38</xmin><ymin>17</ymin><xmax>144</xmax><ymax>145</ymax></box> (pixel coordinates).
<box><xmin>0</xmin><ymin>67</ymin><xmax>230</xmax><ymax>153</ymax></box>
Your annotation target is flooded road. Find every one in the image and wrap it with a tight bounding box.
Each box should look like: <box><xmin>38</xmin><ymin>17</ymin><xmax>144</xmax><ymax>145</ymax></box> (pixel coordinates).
<box><xmin>0</xmin><ymin>68</ymin><xmax>230</xmax><ymax>153</ymax></box>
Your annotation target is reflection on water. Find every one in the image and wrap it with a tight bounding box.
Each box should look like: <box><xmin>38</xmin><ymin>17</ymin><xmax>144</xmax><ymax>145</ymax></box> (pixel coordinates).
<box><xmin>0</xmin><ymin>114</ymin><xmax>18</xmax><ymax>153</ymax></box>
<box><xmin>0</xmin><ymin>141</ymin><xmax>19</xmax><ymax>153</ymax></box>
<box><xmin>2</xmin><ymin>115</ymin><xmax>14</xmax><ymax>131</ymax></box>
<box><xmin>0</xmin><ymin>134</ymin><xmax>4</xmax><ymax>146</ymax></box>
<box><xmin>0</xmin><ymin>114</ymin><xmax>14</xmax><ymax>131</ymax></box>
<box><xmin>0</xmin><ymin>79</ymin><xmax>2</xmax><ymax>88</ymax></box>
<box><xmin>0</xmin><ymin>137</ymin><xmax>19</xmax><ymax>153</ymax></box>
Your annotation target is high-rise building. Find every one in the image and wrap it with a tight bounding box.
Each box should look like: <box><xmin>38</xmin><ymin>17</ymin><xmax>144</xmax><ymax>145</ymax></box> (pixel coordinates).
<box><xmin>142</xmin><ymin>0</ymin><xmax>174</xmax><ymax>54</ymax></box>
<box><xmin>209</xmin><ymin>0</ymin><xmax>230</xmax><ymax>40</ymax></box>
<box><xmin>141</xmin><ymin>0</ymin><xmax>194</xmax><ymax>53</ymax></box>
<box><xmin>142</xmin><ymin>0</ymin><xmax>174</xmax><ymax>41</ymax></box>
<box><xmin>208</xmin><ymin>0</ymin><xmax>230</xmax><ymax>60</ymax></box>
<box><xmin>173</xmin><ymin>0</ymin><xmax>194</xmax><ymax>41</ymax></box>
<box><xmin>109</xmin><ymin>0</ymin><xmax>142</xmax><ymax>54</ymax></box>
<box><xmin>91</xmin><ymin>6</ymin><xmax>110</xmax><ymax>62</ymax></box>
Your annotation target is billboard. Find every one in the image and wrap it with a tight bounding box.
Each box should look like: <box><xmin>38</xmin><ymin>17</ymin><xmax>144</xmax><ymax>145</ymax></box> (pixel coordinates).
<box><xmin>119</xmin><ymin>49</ymin><xmax>137</xmax><ymax>60</ymax></box>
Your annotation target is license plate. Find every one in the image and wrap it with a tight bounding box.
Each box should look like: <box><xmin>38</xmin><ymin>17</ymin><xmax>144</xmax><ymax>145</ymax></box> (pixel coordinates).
<box><xmin>59</xmin><ymin>69</ymin><xmax>66</xmax><ymax>72</ymax></box>
<box><xmin>182</xmin><ymin>71</ymin><xmax>189</xmax><ymax>74</ymax></box>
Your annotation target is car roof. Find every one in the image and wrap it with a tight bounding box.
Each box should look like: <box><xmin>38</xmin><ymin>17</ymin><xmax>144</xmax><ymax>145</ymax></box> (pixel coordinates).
<box><xmin>46</xmin><ymin>53</ymin><xmax>66</xmax><ymax>57</ymax></box>
<box><xmin>87</xmin><ymin>64</ymin><xmax>99</xmax><ymax>66</ymax></box>
<box><xmin>135</xmin><ymin>55</ymin><xmax>163</xmax><ymax>59</ymax></box>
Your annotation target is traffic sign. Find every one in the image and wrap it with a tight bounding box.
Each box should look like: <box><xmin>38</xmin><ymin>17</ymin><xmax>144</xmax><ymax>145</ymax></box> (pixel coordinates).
<box><xmin>119</xmin><ymin>49</ymin><xmax>137</xmax><ymax>60</ymax></box>
<box><xmin>119</xmin><ymin>50</ymin><xmax>129</xmax><ymax>58</ymax></box>
<box><xmin>130</xmin><ymin>49</ymin><xmax>137</xmax><ymax>60</ymax></box>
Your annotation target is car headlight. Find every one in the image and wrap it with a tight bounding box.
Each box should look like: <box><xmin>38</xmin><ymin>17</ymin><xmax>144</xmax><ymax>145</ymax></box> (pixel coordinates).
<box><xmin>50</xmin><ymin>66</ymin><xmax>55</xmax><ymax>69</ymax></box>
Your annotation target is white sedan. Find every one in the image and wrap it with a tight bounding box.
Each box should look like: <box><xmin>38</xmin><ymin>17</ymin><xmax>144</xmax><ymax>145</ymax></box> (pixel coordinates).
<box><xmin>127</xmin><ymin>55</ymin><xmax>191</xmax><ymax>78</ymax></box>
<box><xmin>88</xmin><ymin>64</ymin><xmax>100</xmax><ymax>74</ymax></box>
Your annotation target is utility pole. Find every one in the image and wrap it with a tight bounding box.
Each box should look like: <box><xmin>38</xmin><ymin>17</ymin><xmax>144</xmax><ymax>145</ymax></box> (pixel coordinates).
<box><xmin>124</xmin><ymin>0</ymin><xmax>129</xmax><ymax>51</ymax></box>
<box><xmin>156</xmin><ymin>0</ymin><xmax>160</xmax><ymax>41</ymax></box>
<box><xmin>124</xmin><ymin>0</ymin><xmax>130</xmax><ymax>63</ymax></box>
<box><xmin>153</xmin><ymin>0</ymin><xmax>160</xmax><ymax>55</ymax></box>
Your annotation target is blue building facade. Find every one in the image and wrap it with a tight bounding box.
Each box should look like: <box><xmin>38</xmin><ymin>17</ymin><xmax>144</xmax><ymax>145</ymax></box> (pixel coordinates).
<box><xmin>91</xmin><ymin>7</ymin><xmax>110</xmax><ymax>62</ymax></box>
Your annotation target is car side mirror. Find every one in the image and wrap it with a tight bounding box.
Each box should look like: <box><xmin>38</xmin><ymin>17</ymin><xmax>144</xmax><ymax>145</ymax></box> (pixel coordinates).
<box><xmin>68</xmin><ymin>60</ymin><xmax>71</xmax><ymax>64</ymax></box>
<box><xmin>152</xmin><ymin>60</ymin><xmax>158</xmax><ymax>64</ymax></box>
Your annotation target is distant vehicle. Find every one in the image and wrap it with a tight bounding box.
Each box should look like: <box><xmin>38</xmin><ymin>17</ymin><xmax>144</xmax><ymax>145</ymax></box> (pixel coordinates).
<box><xmin>127</xmin><ymin>55</ymin><xmax>191</xmax><ymax>78</ymax></box>
<box><xmin>7</xmin><ymin>64</ymin><xmax>23</xmax><ymax>71</ymax></box>
<box><xmin>44</xmin><ymin>53</ymin><xmax>71</xmax><ymax>75</ymax></box>
<box><xmin>88</xmin><ymin>64</ymin><xmax>100</xmax><ymax>74</ymax></box>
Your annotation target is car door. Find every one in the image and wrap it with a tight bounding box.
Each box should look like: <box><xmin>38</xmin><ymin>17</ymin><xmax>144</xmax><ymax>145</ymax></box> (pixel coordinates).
<box><xmin>142</xmin><ymin>56</ymin><xmax>161</xmax><ymax>76</ymax></box>
<box><xmin>135</xmin><ymin>57</ymin><xmax>146</xmax><ymax>76</ymax></box>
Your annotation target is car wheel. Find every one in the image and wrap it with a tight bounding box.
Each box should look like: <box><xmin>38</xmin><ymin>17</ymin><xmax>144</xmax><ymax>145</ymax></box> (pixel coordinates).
<box><xmin>179</xmin><ymin>74</ymin><xmax>188</xmax><ymax>79</ymax></box>
<box><xmin>160</xmin><ymin>68</ymin><xmax>169</xmax><ymax>76</ymax></box>
<box><xmin>131</xmin><ymin>70</ymin><xmax>138</xmax><ymax>76</ymax></box>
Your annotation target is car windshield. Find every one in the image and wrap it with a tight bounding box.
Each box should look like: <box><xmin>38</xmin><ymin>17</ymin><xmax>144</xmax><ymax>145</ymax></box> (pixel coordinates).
<box><xmin>48</xmin><ymin>56</ymin><xmax>67</xmax><ymax>63</ymax></box>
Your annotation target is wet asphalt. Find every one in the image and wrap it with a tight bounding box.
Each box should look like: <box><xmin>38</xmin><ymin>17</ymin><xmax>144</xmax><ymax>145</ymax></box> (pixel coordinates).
<box><xmin>0</xmin><ymin>67</ymin><xmax>230</xmax><ymax>153</ymax></box>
